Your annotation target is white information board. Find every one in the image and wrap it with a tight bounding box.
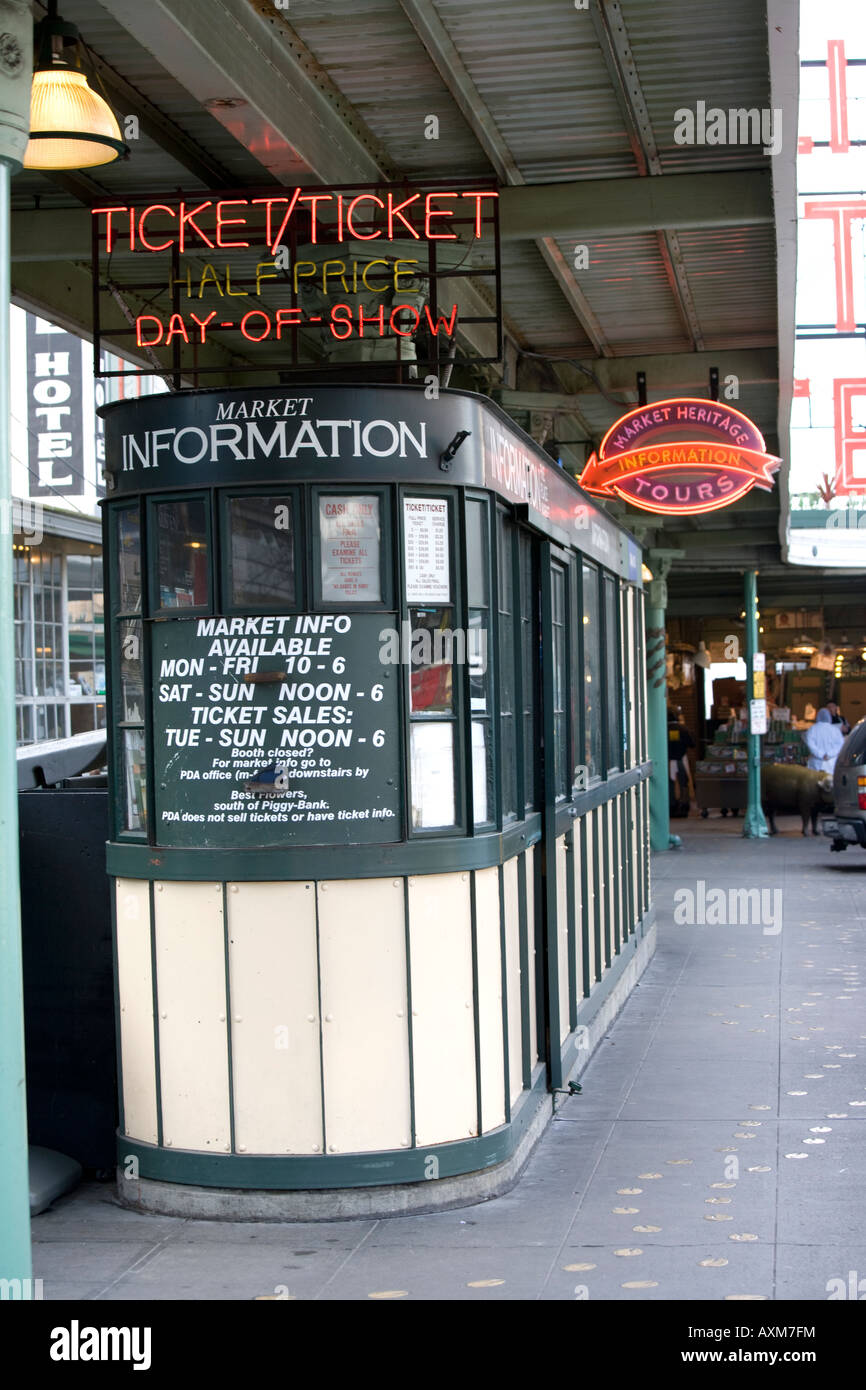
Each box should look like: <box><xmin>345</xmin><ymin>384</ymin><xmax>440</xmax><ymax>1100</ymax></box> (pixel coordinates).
<box><xmin>403</xmin><ymin>497</ymin><xmax>450</xmax><ymax>602</ymax></box>
<box><xmin>750</xmin><ymin>698</ymin><xmax>768</xmax><ymax>736</ymax></box>
<box><xmin>319</xmin><ymin>495</ymin><xmax>381</xmax><ymax>602</ymax></box>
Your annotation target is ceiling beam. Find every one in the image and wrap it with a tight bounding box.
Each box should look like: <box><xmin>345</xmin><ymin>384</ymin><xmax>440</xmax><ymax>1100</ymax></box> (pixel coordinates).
<box><xmin>590</xmin><ymin>0</ymin><xmax>705</xmax><ymax>351</ymax></box>
<box><xmin>498</xmin><ymin>171</ymin><xmax>773</xmax><ymax>241</ymax></box>
<box><xmin>498</xmin><ymin>348</ymin><xmax>778</xmax><ymax>406</ymax></box>
<box><xmin>397</xmin><ymin>0</ymin><xmax>612</xmax><ymax>355</ymax></box>
<box><xmin>98</xmin><ymin>0</ymin><xmax>395</xmax><ymax>183</ymax></box>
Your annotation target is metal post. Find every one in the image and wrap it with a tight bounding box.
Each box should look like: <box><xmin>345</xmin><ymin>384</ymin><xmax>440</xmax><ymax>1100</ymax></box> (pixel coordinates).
<box><xmin>0</xmin><ymin>155</ymin><xmax>33</xmax><ymax>1287</ymax></box>
<box><xmin>742</xmin><ymin>569</ymin><xmax>769</xmax><ymax>838</ymax></box>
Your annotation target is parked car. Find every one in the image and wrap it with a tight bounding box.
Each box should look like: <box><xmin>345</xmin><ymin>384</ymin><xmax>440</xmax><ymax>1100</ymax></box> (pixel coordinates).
<box><xmin>822</xmin><ymin>718</ymin><xmax>866</xmax><ymax>851</ymax></box>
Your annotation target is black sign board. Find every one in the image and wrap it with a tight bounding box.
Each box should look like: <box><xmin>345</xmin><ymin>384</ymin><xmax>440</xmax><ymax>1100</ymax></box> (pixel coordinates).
<box><xmin>153</xmin><ymin>613</ymin><xmax>401</xmax><ymax>848</ymax></box>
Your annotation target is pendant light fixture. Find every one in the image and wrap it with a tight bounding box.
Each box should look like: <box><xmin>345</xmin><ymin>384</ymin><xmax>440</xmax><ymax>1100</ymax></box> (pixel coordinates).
<box><xmin>23</xmin><ymin>1</ymin><xmax>128</xmax><ymax>170</ymax></box>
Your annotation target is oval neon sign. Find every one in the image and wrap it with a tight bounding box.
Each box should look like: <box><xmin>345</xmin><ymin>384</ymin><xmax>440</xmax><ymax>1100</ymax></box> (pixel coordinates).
<box><xmin>578</xmin><ymin>397</ymin><xmax>781</xmax><ymax>515</ymax></box>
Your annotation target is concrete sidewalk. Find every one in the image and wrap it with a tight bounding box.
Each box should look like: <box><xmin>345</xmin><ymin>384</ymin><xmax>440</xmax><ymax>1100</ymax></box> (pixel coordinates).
<box><xmin>32</xmin><ymin>816</ymin><xmax>866</xmax><ymax>1301</ymax></box>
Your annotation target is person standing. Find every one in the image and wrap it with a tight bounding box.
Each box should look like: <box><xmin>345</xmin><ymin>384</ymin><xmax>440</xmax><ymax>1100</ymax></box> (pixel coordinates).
<box><xmin>804</xmin><ymin>708</ymin><xmax>845</xmax><ymax>774</ymax></box>
<box><xmin>826</xmin><ymin>701</ymin><xmax>850</xmax><ymax>735</ymax></box>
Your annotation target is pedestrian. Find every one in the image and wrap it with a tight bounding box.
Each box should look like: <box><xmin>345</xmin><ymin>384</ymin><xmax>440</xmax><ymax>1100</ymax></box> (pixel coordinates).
<box><xmin>826</xmin><ymin>700</ymin><xmax>850</xmax><ymax>735</ymax></box>
<box><xmin>804</xmin><ymin>708</ymin><xmax>844</xmax><ymax>774</ymax></box>
<box><xmin>668</xmin><ymin>707</ymin><xmax>694</xmax><ymax>814</ymax></box>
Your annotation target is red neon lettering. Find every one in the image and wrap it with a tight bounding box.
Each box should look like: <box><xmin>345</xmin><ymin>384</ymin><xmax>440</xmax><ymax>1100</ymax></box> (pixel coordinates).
<box><xmin>804</xmin><ymin>200</ymin><xmax>866</xmax><ymax>332</ymax></box>
<box><xmin>390</xmin><ymin>304</ymin><xmax>420</xmax><ymax>337</ymax></box>
<box><xmin>424</xmin><ymin>303</ymin><xmax>458</xmax><ymax>336</ymax></box>
<box><xmin>178</xmin><ymin>201</ymin><xmax>215</xmax><ymax>253</ymax></box>
<box><xmin>92</xmin><ymin>207</ymin><xmax>127</xmax><ymax>253</ymax></box>
<box><xmin>240</xmin><ymin>311</ymin><xmax>271</xmax><ymax>342</ymax></box>
<box><xmin>189</xmin><ymin>310</ymin><xmax>217</xmax><ymax>343</ymax></box>
<box><xmin>164</xmin><ymin>314</ymin><xmax>190</xmax><ymax>346</ymax></box>
<box><xmin>834</xmin><ymin>378</ymin><xmax>866</xmax><ymax>494</ymax></box>
<box><xmin>828</xmin><ymin>40</ymin><xmax>850</xmax><ymax>154</ymax></box>
<box><xmin>138</xmin><ymin>205</ymin><xmax>175</xmax><ymax>253</ymax></box>
<box><xmin>268</xmin><ymin>188</ymin><xmax>302</xmax><ymax>253</ymax></box>
<box><xmin>461</xmin><ymin>191</ymin><xmax>498</xmax><ymax>238</ymax></box>
<box><xmin>425</xmin><ymin>193</ymin><xmax>458</xmax><ymax>240</ymax></box>
<box><xmin>275</xmin><ymin>308</ymin><xmax>302</xmax><ymax>339</ymax></box>
<box><xmin>251</xmin><ymin>196</ymin><xmax>291</xmax><ymax>248</ymax></box>
<box><xmin>387</xmin><ymin>191</ymin><xmax>421</xmax><ymax>239</ymax></box>
<box><xmin>215</xmin><ymin>200</ymin><xmax>250</xmax><ymax>249</ymax></box>
<box><xmin>136</xmin><ymin>315</ymin><xmax>163</xmax><ymax>347</ymax></box>
<box><xmin>346</xmin><ymin>195</ymin><xmax>384</xmax><ymax>240</ymax></box>
<box><xmin>358</xmin><ymin>304</ymin><xmax>385</xmax><ymax>337</ymax></box>
<box><xmin>329</xmin><ymin>304</ymin><xmax>354</xmax><ymax>340</ymax></box>
<box><xmin>297</xmin><ymin>194</ymin><xmax>333</xmax><ymax>244</ymax></box>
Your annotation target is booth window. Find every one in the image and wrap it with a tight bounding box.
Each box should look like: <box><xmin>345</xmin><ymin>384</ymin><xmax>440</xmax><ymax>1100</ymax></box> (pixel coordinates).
<box><xmin>466</xmin><ymin>498</ymin><xmax>493</xmax><ymax>828</ymax></box>
<box><xmin>583</xmin><ymin>562</ymin><xmax>602</xmax><ymax>781</ymax></box>
<box><xmin>153</xmin><ymin>497</ymin><xmax>210</xmax><ymax>612</ymax></box>
<box><xmin>226</xmin><ymin>494</ymin><xmax>296</xmax><ymax>609</ymax></box>
<box><xmin>604</xmin><ymin>575</ymin><xmax>623</xmax><ymax>772</ymax></box>
<box><xmin>498</xmin><ymin>511</ymin><xmax>517</xmax><ymax>821</ymax></box>
<box><xmin>318</xmin><ymin>493</ymin><xmax>382</xmax><ymax>604</ymax></box>
<box><xmin>519</xmin><ymin>531</ymin><xmax>538</xmax><ymax>811</ymax></box>
<box><xmin>114</xmin><ymin>506</ymin><xmax>147</xmax><ymax>833</ymax></box>
<box><xmin>405</xmin><ymin>495</ymin><xmax>459</xmax><ymax>832</ymax></box>
<box><xmin>551</xmin><ymin>561</ymin><xmax>568</xmax><ymax>799</ymax></box>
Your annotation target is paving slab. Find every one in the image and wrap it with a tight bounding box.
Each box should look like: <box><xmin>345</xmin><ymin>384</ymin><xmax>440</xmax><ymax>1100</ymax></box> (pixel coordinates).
<box><xmin>27</xmin><ymin>816</ymin><xmax>866</xmax><ymax>1300</ymax></box>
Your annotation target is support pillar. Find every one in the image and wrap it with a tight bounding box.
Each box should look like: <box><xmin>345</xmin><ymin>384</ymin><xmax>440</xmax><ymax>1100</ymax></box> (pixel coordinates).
<box><xmin>646</xmin><ymin>550</ymin><xmax>682</xmax><ymax>851</ymax></box>
<box><xmin>742</xmin><ymin>569</ymin><xmax>769</xmax><ymax>838</ymax></box>
<box><xmin>0</xmin><ymin>4</ymin><xmax>34</xmax><ymax>1290</ymax></box>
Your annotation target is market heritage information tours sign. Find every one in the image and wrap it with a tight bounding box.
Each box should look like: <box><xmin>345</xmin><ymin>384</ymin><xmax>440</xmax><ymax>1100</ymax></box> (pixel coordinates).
<box><xmin>578</xmin><ymin>397</ymin><xmax>781</xmax><ymax>515</ymax></box>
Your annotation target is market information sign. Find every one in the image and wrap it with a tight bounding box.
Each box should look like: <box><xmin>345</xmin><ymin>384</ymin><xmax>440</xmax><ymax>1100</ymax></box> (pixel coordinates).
<box><xmin>403</xmin><ymin>497</ymin><xmax>450</xmax><ymax>602</ymax></box>
<box><xmin>152</xmin><ymin>613</ymin><xmax>400</xmax><ymax>848</ymax></box>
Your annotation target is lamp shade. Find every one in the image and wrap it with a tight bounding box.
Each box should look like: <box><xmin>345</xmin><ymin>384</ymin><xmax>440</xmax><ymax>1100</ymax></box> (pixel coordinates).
<box><xmin>24</xmin><ymin>68</ymin><xmax>126</xmax><ymax>169</ymax></box>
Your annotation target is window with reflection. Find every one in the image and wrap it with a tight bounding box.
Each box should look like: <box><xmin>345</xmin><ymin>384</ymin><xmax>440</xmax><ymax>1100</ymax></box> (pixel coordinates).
<box><xmin>155</xmin><ymin>498</ymin><xmax>209</xmax><ymax>610</ymax></box>
<box><xmin>604</xmin><ymin>576</ymin><xmax>623</xmax><ymax>771</ymax></box>
<box><xmin>551</xmin><ymin>563</ymin><xmax>568</xmax><ymax>799</ymax></box>
<box><xmin>519</xmin><ymin>532</ymin><xmax>538</xmax><ymax>811</ymax></box>
<box><xmin>583</xmin><ymin>562</ymin><xmax>602</xmax><ymax>781</ymax></box>
<box><xmin>498</xmin><ymin>512</ymin><xmax>517</xmax><ymax>821</ymax></box>
<box><xmin>229</xmin><ymin>495</ymin><xmax>295</xmax><ymax>608</ymax></box>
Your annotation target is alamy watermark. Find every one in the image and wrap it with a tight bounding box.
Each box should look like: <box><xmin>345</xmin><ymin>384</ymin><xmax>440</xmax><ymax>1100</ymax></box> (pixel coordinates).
<box><xmin>674</xmin><ymin>102</ymin><xmax>782</xmax><ymax>157</ymax></box>
<box><xmin>673</xmin><ymin>880</ymin><xmax>782</xmax><ymax>936</ymax></box>
<box><xmin>378</xmin><ymin>620</ymin><xmax>487</xmax><ymax>672</ymax></box>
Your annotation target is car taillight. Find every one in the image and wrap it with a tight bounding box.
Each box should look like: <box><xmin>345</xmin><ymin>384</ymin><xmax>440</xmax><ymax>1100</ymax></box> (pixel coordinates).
<box><xmin>859</xmin><ymin>793</ymin><xmax>866</xmax><ymax>810</ymax></box>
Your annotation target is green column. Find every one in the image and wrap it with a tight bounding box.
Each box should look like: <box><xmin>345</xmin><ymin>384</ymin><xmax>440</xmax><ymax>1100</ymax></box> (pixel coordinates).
<box><xmin>742</xmin><ymin>569</ymin><xmax>769</xmax><ymax>839</ymax></box>
<box><xmin>0</xmin><ymin>156</ymin><xmax>32</xmax><ymax>1287</ymax></box>
<box><xmin>645</xmin><ymin>580</ymin><xmax>671</xmax><ymax>851</ymax></box>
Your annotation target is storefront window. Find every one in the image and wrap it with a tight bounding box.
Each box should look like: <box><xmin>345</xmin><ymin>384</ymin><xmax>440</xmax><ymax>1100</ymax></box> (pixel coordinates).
<box><xmin>116</xmin><ymin>508</ymin><xmax>141</xmax><ymax>613</ymax></box>
<box><xmin>228</xmin><ymin>494</ymin><xmax>295</xmax><ymax>608</ymax></box>
<box><xmin>583</xmin><ymin>562</ymin><xmax>602</xmax><ymax>781</ymax></box>
<box><xmin>155</xmin><ymin>498</ymin><xmax>209</xmax><ymax>610</ymax></box>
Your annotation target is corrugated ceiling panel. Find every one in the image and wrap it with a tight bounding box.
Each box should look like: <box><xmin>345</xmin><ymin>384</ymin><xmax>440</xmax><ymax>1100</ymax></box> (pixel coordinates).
<box><xmin>623</xmin><ymin>0</ymin><xmax>772</xmax><ymax>174</ymax></box>
<box><xmin>499</xmin><ymin>242</ymin><xmax>595</xmax><ymax>355</ymax></box>
<box><xmin>286</xmin><ymin>0</ymin><xmax>491</xmax><ymax>179</ymax></box>
<box><xmin>433</xmin><ymin>0</ymin><xmax>638</xmax><ymax>182</ymax></box>
<box><xmin>556</xmin><ymin>232</ymin><xmax>690</xmax><ymax>355</ymax></box>
<box><xmin>677</xmin><ymin>225</ymin><xmax>777</xmax><ymax>344</ymax></box>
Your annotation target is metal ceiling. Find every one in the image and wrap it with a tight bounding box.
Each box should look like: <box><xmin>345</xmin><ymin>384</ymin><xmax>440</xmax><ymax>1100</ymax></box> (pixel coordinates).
<box><xmin>9</xmin><ymin>0</ymin><xmax>799</xmax><ymax>576</ymax></box>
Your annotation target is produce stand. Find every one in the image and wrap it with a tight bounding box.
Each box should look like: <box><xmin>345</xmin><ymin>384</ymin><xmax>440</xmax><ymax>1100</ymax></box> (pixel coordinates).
<box><xmin>695</xmin><ymin>719</ymin><xmax>808</xmax><ymax>818</ymax></box>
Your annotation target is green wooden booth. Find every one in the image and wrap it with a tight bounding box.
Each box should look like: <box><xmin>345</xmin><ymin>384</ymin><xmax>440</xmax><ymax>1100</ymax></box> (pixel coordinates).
<box><xmin>101</xmin><ymin>383</ymin><xmax>654</xmax><ymax>1217</ymax></box>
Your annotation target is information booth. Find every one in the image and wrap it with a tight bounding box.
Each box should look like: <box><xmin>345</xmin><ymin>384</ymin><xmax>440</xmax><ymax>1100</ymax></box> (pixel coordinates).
<box><xmin>102</xmin><ymin>384</ymin><xmax>654</xmax><ymax>1217</ymax></box>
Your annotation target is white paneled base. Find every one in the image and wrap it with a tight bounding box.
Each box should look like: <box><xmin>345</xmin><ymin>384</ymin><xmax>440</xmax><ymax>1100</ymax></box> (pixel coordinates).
<box><xmin>115</xmin><ymin>878</ymin><xmax>157</xmax><ymax>1145</ymax></box>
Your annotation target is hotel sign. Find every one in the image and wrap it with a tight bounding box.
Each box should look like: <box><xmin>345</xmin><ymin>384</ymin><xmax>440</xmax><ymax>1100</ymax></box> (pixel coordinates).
<box><xmin>579</xmin><ymin>397</ymin><xmax>780</xmax><ymax>515</ymax></box>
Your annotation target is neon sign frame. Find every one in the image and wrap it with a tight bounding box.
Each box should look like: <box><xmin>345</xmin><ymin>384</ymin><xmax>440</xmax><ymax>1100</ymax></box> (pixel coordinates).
<box><xmin>578</xmin><ymin>397</ymin><xmax>781</xmax><ymax>516</ymax></box>
<box><xmin>90</xmin><ymin>180</ymin><xmax>502</xmax><ymax>388</ymax></box>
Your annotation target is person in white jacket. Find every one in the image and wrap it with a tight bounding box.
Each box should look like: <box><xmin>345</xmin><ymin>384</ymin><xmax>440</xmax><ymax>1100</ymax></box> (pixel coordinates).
<box><xmin>804</xmin><ymin>707</ymin><xmax>845</xmax><ymax>774</ymax></box>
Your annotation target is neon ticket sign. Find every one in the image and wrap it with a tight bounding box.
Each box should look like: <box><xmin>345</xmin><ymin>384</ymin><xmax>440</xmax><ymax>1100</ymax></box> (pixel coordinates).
<box><xmin>90</xmin><ymin>184</ymin><xmax>501</xmax><ymax>382</ymax></box>
<box><xmin>579</xmin><ymin>398</ymin><xmax>780</xmax><ymax>514</ymax></box>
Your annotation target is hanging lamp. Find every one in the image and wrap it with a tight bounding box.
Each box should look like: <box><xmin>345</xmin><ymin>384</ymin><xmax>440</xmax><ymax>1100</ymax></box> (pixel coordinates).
<box><xmin>23</xmin><ymin>1</ymin><xmax>128</xmax><ymax>170</ymax></box>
